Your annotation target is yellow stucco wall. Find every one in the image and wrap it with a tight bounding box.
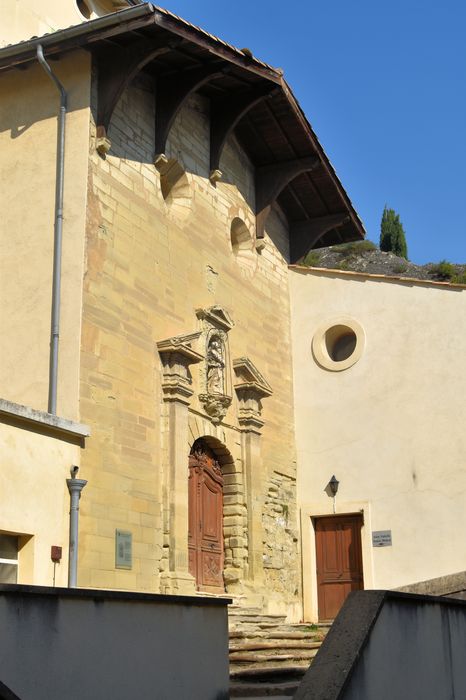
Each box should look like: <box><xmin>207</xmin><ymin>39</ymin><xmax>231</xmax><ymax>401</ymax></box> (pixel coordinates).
<box><xmin>290</xmin><ymin>267</ymin><xmax>466</xmax><ymax>619</ymax></box>
<box><xmin>0</xmin><ymin>52</ymin><xmax>91</xmax><ymax>419</ymax></box>
<box><xmin>0</xmin><ymin>0</ymin><xmax>134</xmax><ymax>47</ymax></box>
<box><xmin>1</xmin><ymin>0</ymin><xmax>86</xmax><ymax>47</ymax></box>
<box><xmin>0</xmin><ymin>419</ymin><xmax>83</xmax><ymax>586</ymax></box>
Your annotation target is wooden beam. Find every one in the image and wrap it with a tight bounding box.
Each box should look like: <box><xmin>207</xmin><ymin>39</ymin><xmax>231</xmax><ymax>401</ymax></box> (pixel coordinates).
<box><xmin>256</xmin><ymin>156</ymin><xmax>320</xmax><ymax>238</ymax></box>
<box><xmin>153</xmin><ymin>10</ymin><xmax>282</xmax><ymax>84</ymax></box>
<box><xmin>289</xmin><ymin>213</ymin><xmax>350</xmax><ymax>263</ymax></box>
<box><xmin>154</xmin><ymin>63</ymin><xmax>228</xmax><ymax>156</ymax></box>
<box><xmin>95</xmin><ymin>37</ymin><xmax>181</xmax><ymax>135</ymax></box>
<box><xmin>209</xmin><ymin>85</ymin><xmax>278</xmax><ymax>174</ymax></box>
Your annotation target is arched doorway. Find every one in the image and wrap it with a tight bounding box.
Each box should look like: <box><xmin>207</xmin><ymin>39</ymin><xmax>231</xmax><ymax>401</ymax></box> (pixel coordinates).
<box><xmin>188</xmin><ymin>439</ymin><xmax>224</xmax><ymax>592</ymax></box>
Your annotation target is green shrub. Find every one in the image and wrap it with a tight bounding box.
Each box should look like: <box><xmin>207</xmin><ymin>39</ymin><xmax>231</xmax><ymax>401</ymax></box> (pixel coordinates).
<box><xmin>333</xmin><ymin>240</ymin><xmax>377</xmax><ymax>256</ymax></box>
<box><xmin>302</xmin><ymin>250</ymin><xmax>321</xmax><ymax>267</ymax></box>
<box><xmin>452</xmin><ymin>271</ymin><xmax>466</xmax><ymax>285</ymax></box>
<box><xmin>393</xmin><ymin>262</ymin><xmax>408</xmax><ymax>274</ymax></box>
<box><xmin>429</xmin><ymin>260</ymin><xmax>455</xmax><ymax>281</ymax></box>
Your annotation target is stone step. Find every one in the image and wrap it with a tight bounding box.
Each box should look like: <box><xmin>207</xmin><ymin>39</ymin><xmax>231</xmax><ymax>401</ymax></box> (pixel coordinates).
<box><xmin>229</xmin><ymin>680</ymin><xmax>298</xmax><ymax>697</ymax></box>
<box><xmin>231</xmin><ymin>653</ymin><xmax>302</xmax><ymax>664</ymax></box>
<box><xmin>230</xmin><ymin>640</ymin><xmax>322</xmax><ymax>652</ymax></box>
<box><xmin>230</xmin><ymin>664</ymin><xmax>308</xmax><ymax>679</ymax></box>
<box><xmin>231</xmin><ymin>649</ymin><xmax>318</xmax><ymax>663</ymax></box>
<box><xmin>229</xmin><ymin>630</ymin><xmax>325</xmax><ymax>642</ymax></box>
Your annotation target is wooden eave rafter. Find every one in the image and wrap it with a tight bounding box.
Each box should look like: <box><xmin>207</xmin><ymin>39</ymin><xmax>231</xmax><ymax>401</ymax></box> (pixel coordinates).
<box><xmin>255</xmin><ymin>156</ymin><xmax>321</xmax><ymax>239</ymax></box>
<box><xmin>95</xmin><ymin>36</ymin><xmax>182</xmax><ymax>134</ymax></box>
<box><xmin>0</xmin><ymin>4</ymin><xmax>365</xmax><ymax>249</ymax></box>
<box><xmin>154</xmin><ymin>61</ymin><xmax>229</xmax><ymax>157</ymax></box>
<box><xmin>209</xmin><ymin>85</ymin><xmax>278</xmax><ymax>174</ymax></box>
<box><xmin>290</xmin><ymin>213</ymin><xmax>351</xmax><ymax>262</ymax></box>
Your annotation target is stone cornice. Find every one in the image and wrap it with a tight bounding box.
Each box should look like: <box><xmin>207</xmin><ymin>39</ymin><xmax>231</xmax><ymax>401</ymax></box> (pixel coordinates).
<box><xmin>233</xmin><ymin>357</ymin><xmax>273</xmax><ymax>399</ymax></box>
<box><xmin>0</xmin><ymin>399</ymin><xmax>90</xmax><ymax>441</ymax></box>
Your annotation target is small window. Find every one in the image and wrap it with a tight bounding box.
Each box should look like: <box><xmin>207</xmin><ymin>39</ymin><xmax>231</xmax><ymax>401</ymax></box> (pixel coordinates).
<box><xmin>0</xmin><ymin>535</ymin><xmax>18</xmax><ymax>583</ymax></box>
<box><xmin>325</xmin><ymin>326</ymin><xmax>357</xmax><ymax>362</ymax></box>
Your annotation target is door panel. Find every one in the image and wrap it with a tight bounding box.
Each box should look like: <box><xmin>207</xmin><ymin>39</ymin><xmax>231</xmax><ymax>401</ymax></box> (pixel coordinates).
<box><xmin>188</xmin><ymin>440</ymin><xmax>224</xmax><ymax>591</ymax></box>
<box><xmin>315</xmin><ymin>515</ymin><xmax>363</xmax><ymax>621</ymax></box>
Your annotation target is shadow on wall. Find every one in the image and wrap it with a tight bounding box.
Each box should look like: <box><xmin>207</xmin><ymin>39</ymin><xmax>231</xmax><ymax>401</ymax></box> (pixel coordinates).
<box><xmin>2</xmin><ymin>60</ymin><xmax>89</xmax><ymax>141</ymax></box>
<box><xmin>101</xmin><ymin>74</ymin><xmax>255</xmax><ymax>210</ymax></box>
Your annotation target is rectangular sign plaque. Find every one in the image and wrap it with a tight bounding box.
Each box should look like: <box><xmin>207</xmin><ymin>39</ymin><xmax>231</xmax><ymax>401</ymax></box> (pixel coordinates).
<box><xmin>115</xmin><ymin>529</ymin><xmax>132</xmax><ymax>569</ymax></box>
<box><xmin>372</xmin><ymin>530</ymin><xmax>392</xmax><ymax>547</ymax></box>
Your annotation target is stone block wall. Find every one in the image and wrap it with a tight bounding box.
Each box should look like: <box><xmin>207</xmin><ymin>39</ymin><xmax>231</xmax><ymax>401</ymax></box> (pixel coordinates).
<box><xmin>79</xmin><ymin>71</ymin><xmax>299</xmax><ymax>612</ymax></box>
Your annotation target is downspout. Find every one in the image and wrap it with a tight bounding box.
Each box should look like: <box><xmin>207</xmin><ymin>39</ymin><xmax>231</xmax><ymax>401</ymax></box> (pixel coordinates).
<box><xmin>36</xmin><ymin>44</ymin><xmax>67</xmax><ymax>415</ymax></box>
<box><xmin>67</xmin><ymin>467</ymin><xmax>87</xmax><ymax>587</ymax></box>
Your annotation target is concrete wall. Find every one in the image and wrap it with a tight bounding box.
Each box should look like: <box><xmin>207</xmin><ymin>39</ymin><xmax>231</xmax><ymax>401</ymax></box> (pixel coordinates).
<box><xmin>0</xmin><ymin>585</ymin><xmax>230</xmax><ymax>700</ymax></box>
<box><xmin>290</xmin><ymin>267</ymin><xmax>466</xmax><ymax>620</ymax></box>
<box><xmin>0</xmin><ymin>53</ymin><xmax>90</xmax><ymax>420</ymax></box>
<box><xmin>296</xmin><ymin>590</ymin><xmax>466</xmax><ymax>700</ymax></box>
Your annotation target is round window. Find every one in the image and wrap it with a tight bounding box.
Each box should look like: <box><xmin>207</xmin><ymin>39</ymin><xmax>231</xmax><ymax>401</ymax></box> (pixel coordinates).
<box><xmin>312</xmin><ymin>319</ymin><xmax>364</xmax><ymax>371</ymax></box>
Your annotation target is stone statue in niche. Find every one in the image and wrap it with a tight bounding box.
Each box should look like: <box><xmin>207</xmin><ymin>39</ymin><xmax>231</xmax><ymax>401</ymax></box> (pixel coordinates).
<box><xmin>206</xmin><ymin>336</ymin><xmax>225</xmax><ymax>394</ymax></box>
<box><xmin>197</xmin><ymin>306</ymin><xmax>234</xmax><ymax>425</ymax></box>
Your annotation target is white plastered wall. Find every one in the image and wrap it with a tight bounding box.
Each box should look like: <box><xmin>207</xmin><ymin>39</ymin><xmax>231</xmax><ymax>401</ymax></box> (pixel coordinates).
<box><xmin>290</xmin><ymin>267</ymin><xmax>466</xmax><ymax>621</ymax></box>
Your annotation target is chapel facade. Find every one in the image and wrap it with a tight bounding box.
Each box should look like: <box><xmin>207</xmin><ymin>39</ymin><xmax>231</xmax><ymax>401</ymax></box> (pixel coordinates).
<box><xmin>4</xmin><ymin>1</ymin><xmax>464</xmax><ymax>626</ymax></box>
<box><xmin>0</xmin><ymin>0</ymin><xmax>363</xmax><ymax>618</ymax></box>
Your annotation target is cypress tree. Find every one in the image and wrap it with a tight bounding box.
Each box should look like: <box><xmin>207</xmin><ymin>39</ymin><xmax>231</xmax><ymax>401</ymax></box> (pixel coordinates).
<box><xmin>380</xmin><ymin>206</ymin><xmax>408</xmax><ymax>259</ymax></box>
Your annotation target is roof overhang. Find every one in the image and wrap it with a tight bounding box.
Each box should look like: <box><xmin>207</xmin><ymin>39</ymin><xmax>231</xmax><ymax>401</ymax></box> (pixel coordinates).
<box><xmin>0</xmin><ymin>4</ymin><xmax>365</xmax><ymax>259</ymax></box>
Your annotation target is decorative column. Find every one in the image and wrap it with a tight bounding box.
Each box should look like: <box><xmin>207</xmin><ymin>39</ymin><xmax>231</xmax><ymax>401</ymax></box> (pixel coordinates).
<box><xmin>157</xmin><ymin>332</ymin><xmax>204</xmax><ymax>594</ymax></box>
<box><xmin>233</xmin><ymin>358</ymin><xmax>272</xmax><ymax>586</ymax></box>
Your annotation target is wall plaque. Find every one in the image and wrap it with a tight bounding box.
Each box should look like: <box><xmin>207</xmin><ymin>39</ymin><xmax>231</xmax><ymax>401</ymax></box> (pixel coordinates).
<box><xmin>115</xmin><ymin>530</ymin><xmax>132</xmax><ymax>569</ymax></box>
<box><xmin>372</xmin><ymin>530</ymin><xmax>392</xmax><ymax>547</ymax></box>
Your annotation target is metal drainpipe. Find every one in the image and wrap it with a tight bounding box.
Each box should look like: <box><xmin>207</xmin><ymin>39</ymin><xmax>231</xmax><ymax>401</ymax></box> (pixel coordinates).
<box><xmin>67</xmin><ymin>468</ymin><xmax>87</xmax><ymax>587</ymax></box>
<box><xmin>36</xmin><ymin>44</ymin><xmax>67</xmax><ymax>415</ymax></box>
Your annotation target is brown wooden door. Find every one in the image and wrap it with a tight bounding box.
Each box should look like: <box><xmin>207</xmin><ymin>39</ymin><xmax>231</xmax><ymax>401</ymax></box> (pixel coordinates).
<box><xmin>315</xmin><ymin>514</ymin><xmax>363</xmax><ymax>621</ymax></box>
<box><xmin>188</xmin><ymin>440</ymin><xmax>224</xmax><ymax>592</ymax></box>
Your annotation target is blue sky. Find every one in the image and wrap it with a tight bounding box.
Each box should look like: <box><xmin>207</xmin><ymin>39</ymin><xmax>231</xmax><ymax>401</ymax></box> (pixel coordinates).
<box><xmin>152</xmin><ymin>1</ymin><xmax>465</xmax><ymax>264</ymax></box>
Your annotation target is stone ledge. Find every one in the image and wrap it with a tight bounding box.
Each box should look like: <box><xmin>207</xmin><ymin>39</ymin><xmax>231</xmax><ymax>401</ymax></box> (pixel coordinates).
<box><xmin>0</xmin><ymin>583</ymin><xmax>232</xmax><ymax>608</ymax></box>
<box><xmin>0</xmin><ymin>399</ymin><xmax>90</xmax><ymax>440</ymax></box>
<box><xmin>396</xmin><ymin>571</ymin><xmax>466</xmax><ymax>598</ymax></box>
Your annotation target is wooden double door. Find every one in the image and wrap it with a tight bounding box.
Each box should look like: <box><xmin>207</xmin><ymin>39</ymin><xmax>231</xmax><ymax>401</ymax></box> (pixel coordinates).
<box><xmin>315</xmin><ymin>514</ymin><xmax>364</xmax><ymax>621</ymax></box>
<box><xmin>188</xmin><ymin>440</ymin><xmax>224</xmax><ymax>592</ymax></box>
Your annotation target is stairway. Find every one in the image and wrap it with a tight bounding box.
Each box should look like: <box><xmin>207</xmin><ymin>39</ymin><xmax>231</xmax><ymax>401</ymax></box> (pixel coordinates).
<box><xmin>228</xmin><ymin>608</ymin><xmax>330</xmax><ymax>698</ymax></box>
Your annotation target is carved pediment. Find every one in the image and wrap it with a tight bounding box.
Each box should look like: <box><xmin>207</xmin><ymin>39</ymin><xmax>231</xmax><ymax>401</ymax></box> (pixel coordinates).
<box><xmin>157</xmin><ymin>332</ymin><xmax>204</xmax><ymax>403</ymax></box>
<box><xmin>233</xmin><ymin>357</ymin><xmax>272</xmax><ymax>432</ymax></box>
<box><xmin>196</xmin><ymin>306</ymin><xmax>234</xmax><ymax>332</ymax></box>
<box><xmin>157</xmin><ymin>331</ymin><xmax>203</xmax><ymax>363</ymax></box>
<box><xmin>233</xmin><ymin>357</ymin><xmax>272</xmax><ymax>398</ymax></box>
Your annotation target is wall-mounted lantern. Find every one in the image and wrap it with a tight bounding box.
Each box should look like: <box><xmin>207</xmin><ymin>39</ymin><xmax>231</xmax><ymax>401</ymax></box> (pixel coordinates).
<box><xmin>329</xmin><ymin>475</ymin><xmax>339</xmax><ymax>497</ymax></box>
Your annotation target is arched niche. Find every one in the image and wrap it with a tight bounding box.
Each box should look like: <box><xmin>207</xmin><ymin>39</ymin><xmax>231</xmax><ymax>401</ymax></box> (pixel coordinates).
<box><xmin>230</xmin><ymin>217</ymin><xmax>257</xmax><ymax>277</ymax></box>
